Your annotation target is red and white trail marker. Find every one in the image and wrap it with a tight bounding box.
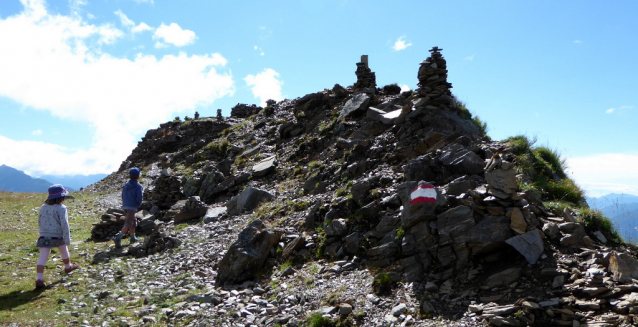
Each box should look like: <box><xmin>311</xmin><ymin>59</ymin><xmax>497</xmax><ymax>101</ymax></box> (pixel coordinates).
<box><xmin>410</xmin><ymin>184</ymin><xmax>437</xmax><ymax>205</ymax></box>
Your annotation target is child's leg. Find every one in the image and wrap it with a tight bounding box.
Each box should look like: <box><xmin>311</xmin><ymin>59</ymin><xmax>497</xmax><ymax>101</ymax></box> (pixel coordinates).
<box><xmin>36</xmin><ymin>247</ymin><xmax>51</xmax><ymax>281</ymax></box>
<box><xmin>58</xmin><ymin>245</ymin><xmax>71</xmax><ymax>270</ymax></box>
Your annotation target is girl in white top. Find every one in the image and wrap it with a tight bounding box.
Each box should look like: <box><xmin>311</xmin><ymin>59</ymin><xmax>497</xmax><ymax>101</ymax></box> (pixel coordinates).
<box><xmin>35</xmin><ymin>184</ymin><xmax>78</xmax><ymax>289</ymax></box>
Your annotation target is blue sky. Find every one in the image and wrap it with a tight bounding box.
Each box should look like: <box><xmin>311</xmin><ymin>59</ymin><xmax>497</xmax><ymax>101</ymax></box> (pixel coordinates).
<box><xmin>0</xmin><ymin>0</ymin><xmax>637</xmax><ymax>197</ymax></box>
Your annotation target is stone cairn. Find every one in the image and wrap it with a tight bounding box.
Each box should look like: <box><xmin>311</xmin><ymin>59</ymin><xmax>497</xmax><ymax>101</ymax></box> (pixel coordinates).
<box><xmin>353</xmin><ymin>55</ymin><xmax>376</xmax><ymax>92</ymax></box>
<box><xmin>230</xmin><ymin>103</ymin><xmax>262</xmax><ymax>118</ymax></box>
<box><xmin>146</xmin><ymin>175</ymin><xmax>184</xmax><ymax>209</ymax></box>
<box><xmin>216</xmin><ymin>109</ymin><xmax>223</xmax><ymax>120</ymax></box>
<box><xmin>416</xmin><ymin>46</ymin><xmax>453</xmax><ymax>106</ymax></box>
<box><xmin>127</xmin><ymin>232</ymin><xmax>182</xmax><ymax>258</ymax></box>
<box><xmin>90</xmin><ymin>208</ymin><xmax>157</xmax><ymax>241</ymax></box>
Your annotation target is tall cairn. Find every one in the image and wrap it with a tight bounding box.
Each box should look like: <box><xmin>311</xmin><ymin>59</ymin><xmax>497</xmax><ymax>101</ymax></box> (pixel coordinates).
<box><xmin>416</xmin><ymin>47</ymin><xmax>453</xmax><ymax>106</ymax></box>
<box><xmin>353</xmin><ymin>55</ymin><xmax>376</xmax><ymax>92</ymax></box>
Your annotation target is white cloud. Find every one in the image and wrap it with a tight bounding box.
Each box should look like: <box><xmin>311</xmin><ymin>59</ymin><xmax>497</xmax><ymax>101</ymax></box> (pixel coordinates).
<box><xmin>606</xmin><ymin>108</ymin><xmax>615</xmax><ymax>114</ymax></box>
<box><xmin>573</xmin><ymin>40</ymin><xmax>583</xmax><ymax>44</ymax></box>
<box><xmin>0</xmin><ymin>0</ymin><xmax>234</xmax><ymax>175</ymax></box>
<box><xmin>132</xmin><ymin>0</ymin><xmax>154</xmax><ymax>3</ymax></box>
<box><xmin>567</xmin><ymin>153</ymin><xmax>638</xmax><ymax>197</ymax></box>
<box><xmin>115</xmin><ymin>10</ymin><xmax>152</xmax><ymax>34</ymax></box>
<box><xmin>254</xmin><ymin>45</ymin><xmax>265</xmax><ymax>56</ymax></box>
<box><xmin>32</xmin><ymin>130</ymin><xmax>43</xmax><ymax>136</ymax></box>
<box><xmin>392</xmin><ymin>36</ymin><xmax>412</xmax><ymax>51</ymax></box>
<box><xmin>244</xmin><ymin>68</ymin><xmax>283</xmax><ymax>107</ymax></box>
<box><xmin>133</xmin><ymin>22</ymin><xmax>152</xmax><ymax>33</ymax></box>
<box><xmin>400</xmin><ymin>84</ymin><xmax>411</xmax><ymax>93</ymax></box>
<box><xmin>465</xmin><ymin>54</ymin><xmax>475</xmax><ymax>61</ymax></box>
<box><xmin>154</xmin><ymin>23</ymin><xmax>196</xmax><ymax>47</ymax></box>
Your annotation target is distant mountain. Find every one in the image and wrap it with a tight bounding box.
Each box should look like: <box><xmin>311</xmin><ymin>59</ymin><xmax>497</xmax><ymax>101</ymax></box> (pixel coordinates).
<box><xmin>587</xmin><ymin>193</ymin><xmax>638</xmax><ymax>243</ymax></box>
<box><xmin>39</xmin><ymin>173</ymin><xmax>108</xmax><ymax>190</ymax></box>
<box><xmin>0</xmin><ymin>164</ymin><xmax>52</xmax><ymax>193</ymax></box>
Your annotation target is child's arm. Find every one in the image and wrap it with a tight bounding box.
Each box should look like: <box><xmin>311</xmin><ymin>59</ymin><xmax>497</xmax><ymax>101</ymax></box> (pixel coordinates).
<box><xmin>135</xmin><ymin>184</ymin><xmax>143</xmax><ymax>208</ymax></box>
<box><xmin>60</xmin><ymin>206</ymin><xmax>72</xmax><ymax>246</ymax></box>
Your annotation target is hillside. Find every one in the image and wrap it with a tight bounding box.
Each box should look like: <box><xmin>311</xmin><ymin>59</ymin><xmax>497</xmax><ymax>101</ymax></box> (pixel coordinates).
<box><xmin>80</xmin><ymin>49</ymin><xmax>638</xmax><ymax>326</ymax></box>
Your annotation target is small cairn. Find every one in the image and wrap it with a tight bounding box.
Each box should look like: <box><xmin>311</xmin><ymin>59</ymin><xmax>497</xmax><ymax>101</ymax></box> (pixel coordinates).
<box><xmin>416</xmin><ymin>46</ymin><xmax>453</xmax><ymax>106</ymax></box>
<box><xmin>90</xmin><ymin>208</ymin><xmax>158</xmax><ymax>241</ymax></box>
<box><xmin>146</xmin><ymin>175</ymin><xmax>184</xmax><ymax>209</ymax></box>
<box><xmin>127</xmin><ymin>232</ymin><xmax>182</xmax><ymax>258</ymax></box>
<box><xmin>353</xmin><ymin>55</ymin><xmax>376</xmax><ymax>92</ymax></box>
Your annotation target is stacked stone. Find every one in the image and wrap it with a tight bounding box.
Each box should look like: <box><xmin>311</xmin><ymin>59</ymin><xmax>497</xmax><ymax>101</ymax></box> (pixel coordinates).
<box><xmin>90</xmin><ymin>208</ymin><xmax>126</xmax><ymax>240</ymax></box>
<box><xmin>90</xmin><ymin>208</ymin><xmax>157</xmax><ymax>240</ymax></box>
<box><xmin>353</xmin><ymin>55</ymin><xmax>376</xmax><ymax>91</ymax></box>
<box><xmin>146</xmin><ymin>175</ymin><xmax>184</xmax><ymax>209</ymax></box>
<box><xmin>230</xmin><ymin>103</ymin><xmax>262</xmax><ymax>118</ymax></box>
<box><xmin>128</xmin><ymin>232</ymin><xmax>182</xmax><ymax>258</ymax></box>
<box><xmin>416</xmin><ymin>46</ymin><xmax>453</xmax><ymax>106</ymax></box>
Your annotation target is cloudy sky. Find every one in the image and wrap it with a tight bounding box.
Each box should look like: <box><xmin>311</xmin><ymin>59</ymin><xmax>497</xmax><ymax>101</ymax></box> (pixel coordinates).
<box><xmin>0</xmin><ymin>0</ymin><xmax>637</xmax><ymax>197</ymax></box>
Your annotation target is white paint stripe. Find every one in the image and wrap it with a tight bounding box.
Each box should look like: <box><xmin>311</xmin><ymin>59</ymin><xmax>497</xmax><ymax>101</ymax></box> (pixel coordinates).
<box><xmin>411</xmin><ymin>187</ymin><xmax>437</xmax><ymax>200</ymax></box>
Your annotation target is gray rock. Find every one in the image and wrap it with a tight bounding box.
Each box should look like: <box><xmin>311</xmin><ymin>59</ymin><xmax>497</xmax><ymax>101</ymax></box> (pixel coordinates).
<box><xmin>485</xmin><ymin>165</ymin><xmax>518</xmax><ymax>194</ymax></box>
<box><xmin>542</xmin><ymin>222</ymin><xmax>560</xmax><ymax>240</ymax></box>
<box><xmin>215</xmin><ymin>219</ymin><xmax>283</xmax><ymax>285</ymax></box>
<box><xmin>609</xmin><ymin>252</ymin><xmax>638</xmax><ymax>283</ymax></box>
<box><xmin>252</xmin><ymin>156</ymin><xmax>276</xmax><ymax>177</ymax></box>
<box><xmin>505</xmin><ymin>229</ymin><xmax>544</xmax><ymax>265</ymax></box>
<box><xmin>466</xmin><ymin>215</ymin><xmax>513</xmax><ymax>254</ymax></box>
<box><xmin>437</xmin><ymin>205</ymin><xmax>475</xmax><ymax>245</ymax></box>
<box><xmin>325</xmin><ymin>219</ymin><xmax>348</xmax><ymax>236</ymax></box>
<box><xmin>226</xmin><ymin>187</ymin><xmax>273</xmax><ymax>216</ymax></box>
<box><xmin>439</xmin><ymin>145</ymin><xmax>485</xmax><ymax>175</ymax></box>
<box><xmin>338</xmin><ymin>93</ymin><xmax>370</xmax><ymax>121</ymax></box>
<box><xmin>485</xmin><ymin>267</ymin><xmax>521</xmax><ymax>289</ymax></box>
<box><xmin>397</xmin><ymin>181</ymin><xmax>442</xmax><ymax>228</ymax></box>
<box><xmin>203</xmin><ymin>206</ymin><xmax>227</xmax><ymax>223</ymax></box>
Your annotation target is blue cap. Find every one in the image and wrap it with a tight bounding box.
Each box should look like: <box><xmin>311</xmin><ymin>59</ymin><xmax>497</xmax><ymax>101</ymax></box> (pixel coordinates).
<box><xmin>47</xmin><ymin>184</ymin><xmax>68</xmax><ymax>201</ymax></box>
<box><xmin>129</xmin><ymin>167</ymin><xmax>141</xmax><ymax>176</ymax></box>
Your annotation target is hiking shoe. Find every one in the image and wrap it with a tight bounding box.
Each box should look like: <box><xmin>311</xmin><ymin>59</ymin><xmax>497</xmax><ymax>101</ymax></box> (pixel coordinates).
<box><xmin>35</xmin><ymin>280</ymin><xmax>46</xmax><ymax>289</ymax></box>
<box><xmin>129</xmin><ymin>235</ymin><xmax>139</xmax><ymax>244</ymax></box>
<box><xmin>113</xmin><ymin>233</ymin><xmax>122</xmax><ymax>248</ymax></box>
<box><xmin>64</xmin><ymin>262</ymin><xmax>78</xmax><ymax>273</ymax></box>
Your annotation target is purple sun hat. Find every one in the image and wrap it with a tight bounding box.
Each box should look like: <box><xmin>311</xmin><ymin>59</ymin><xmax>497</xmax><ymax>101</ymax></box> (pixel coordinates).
<box><xmin>47</xmin><ymin>184</ymin><xmax>68</xmax><ymax>201</ymax></box>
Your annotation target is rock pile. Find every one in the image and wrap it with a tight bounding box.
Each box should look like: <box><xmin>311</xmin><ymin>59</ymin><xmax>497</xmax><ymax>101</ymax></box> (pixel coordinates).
<box><xmin>231</xmin><ymin>103</ymin><xmax>262</xmax><ymax>118</ymax></box>
<box><xmin>146</xmin><ymin>175</ymin><xmax>184</xmax><ymax>209</ymax></box>
<box><xmin>127</xmin><ymin>232</ymin><xmax>182</xmax><ymax>258</ymax></box>
<box><xmin>78</xmin><ymin>46</ymin><xmax>638</xmax><ymax>327</ymax></box>
<box><xmin>90</xmin><ymin>208</ymin><xmax>157</xmax><ymax>241</ymax></box>
<box><xmin>353</xmin><ymin>55</ymin><xmax>376</xmax><ymax>92</ymax></box>
<box><xmin>416</xmin><ymin>46</ymin><xmax>453</xmax><ymax>106</ymax></box>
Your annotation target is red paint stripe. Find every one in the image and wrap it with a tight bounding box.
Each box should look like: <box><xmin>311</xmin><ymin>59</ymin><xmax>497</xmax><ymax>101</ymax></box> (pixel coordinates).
<box><xmin>410</xmin><ymin>197</ymin><xmax>437</xmax><ymax>205</ymax></box>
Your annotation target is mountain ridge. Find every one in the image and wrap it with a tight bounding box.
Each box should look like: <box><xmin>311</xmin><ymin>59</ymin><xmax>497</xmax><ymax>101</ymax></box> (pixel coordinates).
<box><xmin>81</xmin><ymin>50</ymin><xmax>638</xmax><ymax>326</ymax></box>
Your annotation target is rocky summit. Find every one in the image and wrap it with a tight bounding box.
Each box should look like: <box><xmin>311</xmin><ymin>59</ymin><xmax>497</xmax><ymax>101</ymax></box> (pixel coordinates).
<box><xmin>82</xmin><ymin>47</ymin><xmax>638</xmax><ymax>327</ymax></box>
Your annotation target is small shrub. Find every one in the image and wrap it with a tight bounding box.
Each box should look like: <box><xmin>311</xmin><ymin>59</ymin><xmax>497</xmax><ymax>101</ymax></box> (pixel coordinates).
<box><xmin>305</xmin><ymin>312</ymin><xmax>336</xmax><ymax>327</ymax></box>
<box><xmin>372</xmin><ymin>272</ymin><xmax>393</xmax><ymax>295</ymax></box>
<box><xmin>395</xmin><ymin>227</ymin><xmax>405</xmax><ymax>241</ymax></box>
<box><xmin>579</xmin><ymin>207</ymin><xmax>622</xmax><ymax>243</ymax></box>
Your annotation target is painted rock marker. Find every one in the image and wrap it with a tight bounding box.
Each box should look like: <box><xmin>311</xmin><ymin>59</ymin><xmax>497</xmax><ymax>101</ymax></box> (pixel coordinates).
<box><xmin>410</xmin><ymin>184</ymin><xmax>437</xmax><ymax>204</ymax></box>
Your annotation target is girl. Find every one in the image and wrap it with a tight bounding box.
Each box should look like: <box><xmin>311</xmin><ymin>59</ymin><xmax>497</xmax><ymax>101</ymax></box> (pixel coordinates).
<box><xmin>35</xmin><ymin>184</ymin><xmax>78</xmax><ymax>289</ymax></box>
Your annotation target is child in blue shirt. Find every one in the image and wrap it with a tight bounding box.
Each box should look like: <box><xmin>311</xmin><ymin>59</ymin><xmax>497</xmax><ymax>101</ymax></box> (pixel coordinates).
<box><xmin>113</xmin><ymin>168</ymin><xmax>144</xmax><ymax>248</ymax></box>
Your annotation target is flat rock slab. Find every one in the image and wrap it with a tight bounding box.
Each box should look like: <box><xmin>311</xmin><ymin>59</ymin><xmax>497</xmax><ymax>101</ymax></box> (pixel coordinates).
<box><xmin>252</xmin><ymin>156</ymin><xmax>276</xmax><ymax>177</ymax></box>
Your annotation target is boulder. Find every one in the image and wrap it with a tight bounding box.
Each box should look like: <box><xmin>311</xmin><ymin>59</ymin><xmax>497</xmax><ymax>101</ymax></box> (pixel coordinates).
<box><xmin>466</xmin><ymin>216</ymin><xmax>513</xmax><ymax>254</ymax></box>
<box><xmin>397</xmin><ymin>181</ymin><xmax>442</xmax><ymax>228</ymax></box>
<box><xmin>505</xmin><ymin>229</ymin><xmax>544</xmax><ymax>265</ymax></box>
<box><xmin>609</xmin><ymin>252</ymin><xmax>638</xmax><ymax>283</ymax></box>
<box><xmin>437</xmin><ymin>205</ymin><xmax>475</xmax><ymax>245</ymax></box>
<box><xmin>215</xmin><ymin>220</ymin><xmax>283</xmax><ymax>285</ymax></box>
<box><xmin>252</xmin><ymin>156</ymin><xmax>276</xmax><ymax>177</ymax></box>
<box><xmin>338</xmin><ymin>93</ymin><xmax>370</xmax><ymax>121</ymax></box>
<box><xmin>485</xmin><ymin>165</ymin><xmax>518</xmax><ymax>194</ymax></box>
<box><xmin>226</xmin><ymin>187</ymin><xmax>273</xmax><ymax>216</ymax></box>
<box><xmin>203</xmin><ymin>206</ymin><xmax>227</xmax><ymax>223</ymax></box>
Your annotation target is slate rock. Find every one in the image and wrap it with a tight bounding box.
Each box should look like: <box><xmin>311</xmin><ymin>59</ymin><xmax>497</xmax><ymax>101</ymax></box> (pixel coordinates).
<box><xmin>338</xmin><ymin>93</ymin><xmax>370</xmax><ymax>121</ymax></box>
<box><xmin>226</xmin><ymin>187</ymin><xmax>273</xmax><ymax>216</ymax></box>
<box><xmin>505</xmin><ymin>229</ymin><xmax>544</xmax><ymax>265</ymax></box>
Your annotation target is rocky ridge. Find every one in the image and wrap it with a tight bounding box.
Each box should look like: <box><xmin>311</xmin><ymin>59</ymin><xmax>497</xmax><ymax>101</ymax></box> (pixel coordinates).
<box><xmin>77</xmin><ymin>48</ymin><xmax>638</xmax><ymax>327</ymax></box>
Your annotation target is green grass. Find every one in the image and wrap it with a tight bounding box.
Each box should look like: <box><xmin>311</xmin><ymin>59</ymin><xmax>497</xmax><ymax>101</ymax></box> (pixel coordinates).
<box><xmin>0</xmin><ymin>191</ymin><xmax>99</xmax><ymax>324</ymax></box>
<box><xmin>305</xmin><ymin>312</ymin><xmax>336</xmax><ymax>327</ymax></box>
<box><xmin>505</xmin><ymin>135</ymin><xmax>622</xmax><ymax>243</ymax></box>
